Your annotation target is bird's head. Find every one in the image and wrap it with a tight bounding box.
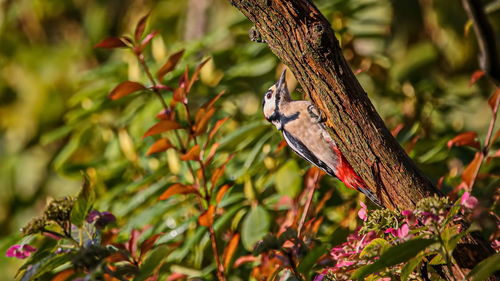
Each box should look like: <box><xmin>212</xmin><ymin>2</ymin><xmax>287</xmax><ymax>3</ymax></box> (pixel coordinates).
<box><xmin>262</xmin><ymin>69</ymin><xmax>291</xmax><ymax>121</ymax></box>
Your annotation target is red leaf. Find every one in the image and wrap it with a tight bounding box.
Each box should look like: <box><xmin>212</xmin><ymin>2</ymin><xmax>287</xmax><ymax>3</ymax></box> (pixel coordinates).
<box><xmin>211</xmin><ymin>155</ymin><xmax>233</xmax><ymax>186</ymax></box>
<box><xmin>193</xmin><ymin>107</ymin><xmax>216</xmax><ymax>136</ymax></box>
<box><xmin>157</xmin><ymin>50</ymin><xmax>185</xmax><ymax>81</ymax></box>
<box><xmin>201</xmin><ymin>90</ymin><xmax>225</xmax><ymax>111</ymax></box>
<box><xmin>135</xmin><ymin>13</ymin><xmax>150</xmax><ymax>41</ymax></box>
<box><xmin>223</xmin><ymin>233</ymin><xmax>240</xmax><ymax>269</ymax></box>
<box><xmin>390</xmin><ymin>123</ymin><xmax>404</xmax><ymax>137</ymax></box>
<box><xmin>159</xmin><ymin>183</ymin><xmax>198</xmax><ymax>200</ymax></box>
<box><xmin>167</xmin><ymin>273</ymin><xmax>187</xmax><ymax>281</ymax></box>
<box><xmin>187</xmin><ymin>58</ymin><xmax>210</xmax><ymax>92</ymax></box>
<box><xmin>156</xmin><ymin>109</ymin><xmax>175</xmax><ymax>120</ymax></box>
<box><xmin>488</xmin><ymin>88</ymin><xmax>500</xmax><ymax>112</ymax></box>
<box><xmin>51</xmin><ymin>269</ymin><xmax>75</xmax><ymax>281</ymax></box>
<box><xmin>216</xmin><ymin>184</ymin><xmax>231</xmax><ymax>204</ymax></box>
<box><xmin>447</xmin><ymin>131</ymin><xmax>480</xmax><ymax>149</ymax></box>
<box><xmin>172</xmin><ymin>86</ymin><xmax>186</xmax><ymax>104</ymax></box>
<box><xmin>140</xmin><ymin>30</ymin><xmax>159</xmax><ymax>49</ymax></box>
<box><xmin>139</xmin><ymin>233</ymin><xmax>162</xmax><ymax>260</ymax></box>
<box><xmin>126</xmin><ymin>229</ymin><xmax>140</xmax><ymax>258</ymax></box>
<box><xmin>109</xmin><ymin>81</ymin><xmax>146</xmax><ymax>100</ymax></box>
<box><xmin>204</xmin><ymin>143</ymin><xmax>220</xmax><ymax>165</ymax></box>
<box><xmin>143</xmin><ymin>120</ymin><xmax>182</xmax><ymax>138</ymax></box>
<box><xmin>462</xmin><ymin>152</ymin><xmax>483</xmax><ymax>188</ymax></box>
<box><xmin>234</xmin><ymin>255</ymin><xmax>258</xmax><ymax>268</ymax></box>
<box><xmin>146</xmin><ymin>138</ymin><xmax>173</xmax><ymax>155</ymax></box>
<box><xmin>94</xmin><ymin>37</ymin><xmax>127</xmax><ymax>49</ymax></box>
<box><xmin>469</xmin><ymin>70</ymin><xmax>485</xmax><ymax>86</ymax></box>
<box><xmin>198</xmin><ymin>205</ymin><xmax>215</xmax><ymax>227</ymax></box>
<box><xmin>180</xmin><ymin>145</ymin><xmax>200</xmax><ymax>161</ymax></box>
<box><xmin>209</xmin><ymin>117</ymin><xmax>229</xmax><ymax>140</ymax></box>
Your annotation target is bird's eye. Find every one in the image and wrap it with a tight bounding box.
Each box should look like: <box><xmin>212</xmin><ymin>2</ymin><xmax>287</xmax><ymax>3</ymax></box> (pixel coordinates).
<box><xmin>266</xmin><ymin>91</ymin><xmax>272</xmax><ymax>99</ymax></box>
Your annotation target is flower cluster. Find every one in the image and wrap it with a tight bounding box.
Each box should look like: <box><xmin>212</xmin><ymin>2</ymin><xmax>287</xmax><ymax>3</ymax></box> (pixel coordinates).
<box><xmin>317</xmin><ymin>192</ymin><xmax>482</xmax><ymax>280</ymax></box>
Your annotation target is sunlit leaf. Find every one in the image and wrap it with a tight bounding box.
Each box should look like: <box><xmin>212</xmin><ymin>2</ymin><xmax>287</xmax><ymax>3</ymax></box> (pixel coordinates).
<box><xmin>146</xmin><ymin>138</ymin><xmax>173</xmax><ymax>155</ymax></box>
<box><xmin>109</xmin><ymin>81</ymin><xmax>146</xmax><ymax>100</ymax></box>
<box><xmin>143</xmin><ymin>120</ymin><xmax>182</xmax><ymax>138</ymax></box>
<box><xmin>193</xmin><ymin>107</ymin><xmax>216</xmax><ymax>136</ymax></box>
<box><xmin>70</xmin><ymin>173</ymin><xmax>95</xmax><ymax>227</ymax></box>
<box><xmin>275</xmin><ymin>160</ymin><xmax>302</xmax><ymax>198</ymax></box>
<box><xmin>447</xmin><ymin>131</ymin><xmax>480</xmax><ymax>149</ymax></box>
<box><xmin>467</xmin><ymin>252</ymin><xmax>500</xmax><ymax>281</ymax></box>
<box><xmin>216</xmin><ymin>184</ymin><xmax>231</xmax><ymax>204</ymax></box>
<box><xmin>223</xmin><ymin>233</ymin><xmax>240</xmax><ymax>268</ymax></box>
<box><xmin>135</xmin><ymin>13</ymin><xmax>150</xmax><ymax>42</ymax></box>
<box><xmin>209</xmin><ymin>117</ymin><xmax>230</xmax><ymax>140</ymax></box>
<box><xmin>198</xmin><ymin>205</ymin><xmax>215</xmax><ymax>227</ymax></box>
<box><xmin>180</xmin><ymin>145</ymin><xmax>200</xmax><ymax>161</ymax></box>
<box><xmin>469</xmin><ymin>70</ymin><xmax>485</xmax><ymax>86</ymax></box>
<box><xmin>488</xmin><ymin>88</ymin><xmax>500</xmax><ymax>111</ymax></box>
<box><xmin>241</xmin><ymin>205</ymin><xmax>270</xmax><ymax>251</ymax></box>
<box><xmin>94</xmin><ymin>37</ymin><xmax>127</xmax><ymax>49</ymax></box>
<box><xmin>204</xmin><ymin>143</ymin><xmax>220</xmax><ymax>165</ymax></box>
<box><xmin>157</xmin><ymin>50</ymin><xmax>185</xmax><ymax>81</ymax></box>
<box><xmin>462</xmin><ymin>152</ymin><xmax>483</xmax><ymax>188</ymax></box>
<box><xmin>159</xmin><ymin>183</ymin><xmax>198</xmax><ymax>200</ymax></box>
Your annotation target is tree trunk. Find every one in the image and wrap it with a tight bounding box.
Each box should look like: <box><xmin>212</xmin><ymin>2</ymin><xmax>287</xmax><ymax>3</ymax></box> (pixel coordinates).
<box><xmin>228</xmin><ymin>0</ymin><xmax>496</xmax><ymax>279</ymax></box>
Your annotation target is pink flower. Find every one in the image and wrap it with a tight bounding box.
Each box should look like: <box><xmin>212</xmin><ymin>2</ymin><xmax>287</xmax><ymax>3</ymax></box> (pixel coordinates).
<box><xmin>385</xmin><ymin>224</ymin><xmax>409</xmax><ymax>239</ymax></box>
<box><xmin>401</xmin><ymin>210</ymin><xmax>417</xmax><ymax>226</ymax></box>
<box><xmin>358</xmin><ymin>202</ymin><xmax>368</xmax><ymax>221</ymax></box>
<box><xmin>420</xmin><ymin>212</ymin><xmax>439</xmax><ymax>225</ymax></box>
<box><xmin>5</xmin><ymin>244</ymin><xmax>36</xmax><ymax>259</ymax></box>
<box><xmin>335</xmin><ymin>260</ymin><xmax>356</xmax><ymax>268</ymax></box>
<box><xmin>461</xmin><ymin>192</ymin><xmax>478</xmax><ymax>209</ymax></box>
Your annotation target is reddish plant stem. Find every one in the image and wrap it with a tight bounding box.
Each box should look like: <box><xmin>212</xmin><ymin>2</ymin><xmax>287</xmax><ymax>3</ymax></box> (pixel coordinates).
<box><xmin>135</xmin><ymin>46</ymin><xmax>226</xmax><ymax>281</ymax></box>
<box><xmin>468</xmin><ymin>92</ymin><xmax>499</xmax><ymax>190</ymax></box>
<box><xmin>297</xmin><ymin>170</ymin><xmax>320</xmax><ymax>237</ymax></box>
<box><xmin>209</xmin><ymin>225</ymin><xmax>226</xmax><ymax>281</ymax></box>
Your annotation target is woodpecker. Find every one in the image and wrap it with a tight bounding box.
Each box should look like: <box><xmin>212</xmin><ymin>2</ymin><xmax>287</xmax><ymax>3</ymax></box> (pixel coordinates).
<box><xmin>262</xmin><ymin>69</ymin><xmax>382</xmax><ymax>207</ymax></box>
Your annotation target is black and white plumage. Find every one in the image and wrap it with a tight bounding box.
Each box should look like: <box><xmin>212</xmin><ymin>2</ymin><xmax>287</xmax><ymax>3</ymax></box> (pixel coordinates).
<box><xmin>262</xmin><ymin>69</ymin><xmax>382</xmax><ymax>207</ymax></box>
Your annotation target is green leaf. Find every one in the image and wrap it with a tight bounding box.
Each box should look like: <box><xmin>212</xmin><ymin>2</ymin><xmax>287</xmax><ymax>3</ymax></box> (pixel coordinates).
<box><xmin>241</xmin><ymin>205</ymin><xmax>270</xmax><ymax>251</ymax></box>
<box><xmin>133</xmin><ymin>245</ymin><xmax>169</xmax><ymax>281</ymax></box>
<box><xmin>359</xmin><ymin>238</ymin><xmax>390</xmax><ymax>258</ymax></box>
<box><xmin>467</xmin><ymin>253</ymin><xmax>500</xmax><ymax>281</ymax></box>
<box><xmin>401</xmin><ymin>254</ymin><xmax>424</xmax><ymax>281</ymax></box>
<box><xmin>218</xmin><ymin>121</ymin><xmax>268</xmax><ymax>151</ymax></box>
<box><xmin>275</xmin><ymin>160</ymin><xmax>302</xmax><ymax>198</ymax></box>
<box><xmin>70</xmin><ymin>173</ymin><xmax>95</xmax><ymax>227</ymax></box>
<box><xmin>351</xmin><ymin>238</ymin><xmax>436</xmax><ymax>280</ymax></box>
<box><xmin>297</xmin><ymin>244</ymin><xmax>328</xmax><ymax>276</ymax></box>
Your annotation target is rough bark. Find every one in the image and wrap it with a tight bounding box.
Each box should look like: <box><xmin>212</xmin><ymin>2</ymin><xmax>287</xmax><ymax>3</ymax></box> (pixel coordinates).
<box><xmin>230</xmin><ymin>0</ymin><xmax>436</xmax><ymax>211</ymax></box>
<box><xmin>229</xmin><ymin>0</ymin><xmax>497</xmax><ymax>279</ymax></box>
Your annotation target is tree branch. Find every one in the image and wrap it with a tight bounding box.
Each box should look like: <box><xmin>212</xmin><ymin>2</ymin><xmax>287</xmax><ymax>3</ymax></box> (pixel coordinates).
<box><xmin>228</xmin><ymin>0</ymin><xmax>497</xmax><ymax>279</ymax></box>
<box><xmin>462</xmin><ymin>0</ymin><xmax>500</xmax><ymax>86</ymax></box>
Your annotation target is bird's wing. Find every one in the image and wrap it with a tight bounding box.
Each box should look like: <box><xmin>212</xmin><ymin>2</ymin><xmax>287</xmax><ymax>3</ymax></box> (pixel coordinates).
<box><xmin>282</xmin><ymin>129</ymin><xmax>337</xmax><ymax>177</ymax></box>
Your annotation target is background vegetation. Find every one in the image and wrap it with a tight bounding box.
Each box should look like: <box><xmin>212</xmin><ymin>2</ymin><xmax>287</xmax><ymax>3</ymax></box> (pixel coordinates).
<box><xmin>0</xmin><ymin>0</ymin><xmax>498</xmax><ymax>280</ymax></box>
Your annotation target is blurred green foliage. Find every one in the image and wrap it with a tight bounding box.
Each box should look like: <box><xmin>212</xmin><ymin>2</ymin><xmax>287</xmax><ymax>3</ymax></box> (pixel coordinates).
<box><xmin>0</xmin><ymin>0</ymin><xmax>499</xmax><ymax>280</ymax></box>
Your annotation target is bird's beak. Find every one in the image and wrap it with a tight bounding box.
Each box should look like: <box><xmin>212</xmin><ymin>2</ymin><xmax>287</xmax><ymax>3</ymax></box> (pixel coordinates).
<box><xmin>276</xmin><ymin>69</ymin><xmax>287</xmax><ymax>91</ymax></box>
